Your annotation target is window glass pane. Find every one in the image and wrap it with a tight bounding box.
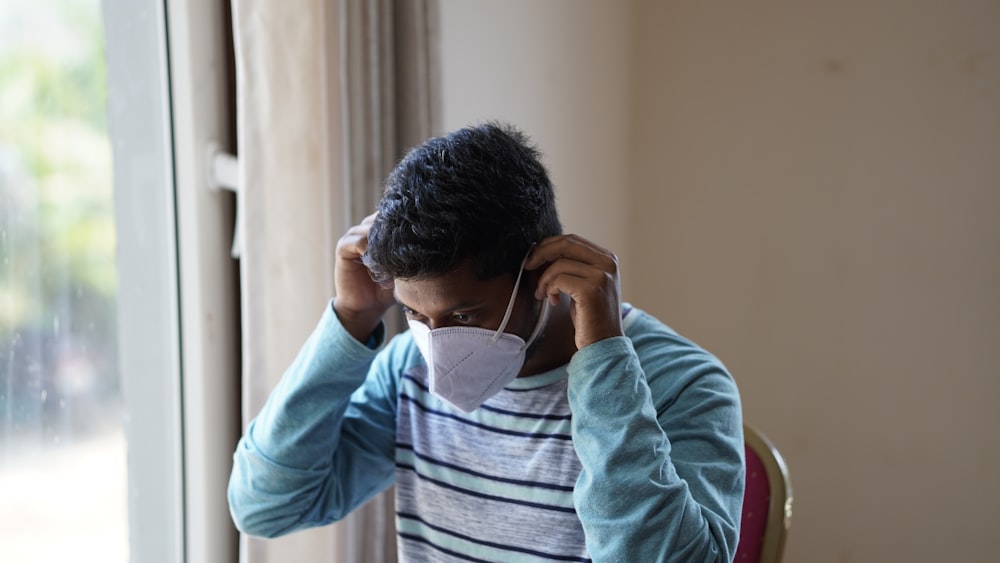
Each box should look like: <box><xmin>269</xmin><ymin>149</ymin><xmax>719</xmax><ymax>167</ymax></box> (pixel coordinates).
<box><xmin>0</xmin><ymin>0</ymin><xmax>127</xmax><ymax>561</ymax></box>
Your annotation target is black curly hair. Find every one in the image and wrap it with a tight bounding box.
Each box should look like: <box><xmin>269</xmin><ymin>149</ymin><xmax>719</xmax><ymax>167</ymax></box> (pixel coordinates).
<box><xmin>363</xmin><ymin>122</ymin><xmax>562</xmax><ymax>283</ymax></box>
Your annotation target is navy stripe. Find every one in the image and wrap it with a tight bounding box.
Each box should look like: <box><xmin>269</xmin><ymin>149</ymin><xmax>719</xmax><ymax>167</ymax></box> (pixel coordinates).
<box><xmin>402</xmin><ymin>373</ymin><xmax>573</xmax><ymax>420</ymax></box>
<box><xmin>479</xmin><ymin>402</ymin><xmax>572</xmax><ymax>420</ymax></box>
<box><xmin>397</xmin><ymin>532</ymin><xmax>494</xmax><ymax>563</ymax></box>
<box><xmin>399</xmin><ymin>393</ymin><xmax>573</xmax><ymax>440</ymax></box>
<box><xmin>396</xmin><ymin>442</ymin><xmax>575</xmax><ymax>492</ymax></box>
<box><xmin>397</xmin><ymin>512</ymin><xmax>592</xmax><ymax>563</ymax></box>
<box><xmin>503</xmin><ymin>385</ymin><xmax>565</xmax><ymax>395</ymax></box>
<box><xmin>396</xmin><ymin>462</ymin><xmax>578</xmax><ymax>515</ymax></box>
<box><xmin>400</xmin><ymin>371</ymin><xmax>427</xmax><ymax>392</ymax></box>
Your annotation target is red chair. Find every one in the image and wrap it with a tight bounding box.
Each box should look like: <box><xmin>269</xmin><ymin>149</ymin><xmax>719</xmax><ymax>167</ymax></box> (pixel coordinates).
<box><xmin>735</xmin><ymin>424</ymin><xmax>793</xmax><ymax>563</ymax></box>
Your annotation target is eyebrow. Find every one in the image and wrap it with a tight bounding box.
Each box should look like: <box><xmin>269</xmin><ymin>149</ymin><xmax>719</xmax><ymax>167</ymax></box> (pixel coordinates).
<box><xmin>394</xmin><ymin>293</ymin><xmax>490</xmax><ymax>318</ymax></box>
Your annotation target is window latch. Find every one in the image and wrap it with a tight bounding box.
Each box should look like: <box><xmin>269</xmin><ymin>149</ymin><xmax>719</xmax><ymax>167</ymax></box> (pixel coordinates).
<box><xmin>206</xmin><ymin>143</ymin><xmax>241</xmax><ymax>258</ymax></box>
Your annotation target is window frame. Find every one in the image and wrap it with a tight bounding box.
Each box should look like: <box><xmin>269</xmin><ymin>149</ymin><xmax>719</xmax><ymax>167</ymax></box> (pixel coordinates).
<box><xmin>104</xmin><ymin>0</ymin><xmax>240</xmax><ymax>561</ymax></box>
<box><xmin>103</xmin><ymin>0</ymin><xmax>186</xmax><ymax>560</ymax></box>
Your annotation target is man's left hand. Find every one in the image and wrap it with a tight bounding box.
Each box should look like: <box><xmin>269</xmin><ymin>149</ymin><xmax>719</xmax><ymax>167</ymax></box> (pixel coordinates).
<box><xmin>525</xmin><ymin>234</ymin><xmax>624</xmax><ymax>350</ymax></box>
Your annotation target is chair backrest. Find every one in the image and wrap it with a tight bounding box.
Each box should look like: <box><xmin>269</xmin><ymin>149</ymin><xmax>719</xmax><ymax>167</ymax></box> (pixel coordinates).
<box><xmin>734</xmin><ymin>424</ymin><xmax>793</xmax><ymax>563</ymax></box>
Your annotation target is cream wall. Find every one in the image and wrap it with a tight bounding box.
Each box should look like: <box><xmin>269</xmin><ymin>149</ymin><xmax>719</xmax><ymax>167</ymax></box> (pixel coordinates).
<box><xmin>436</xmin><ymin>1</ymin><xmax>1000</xmax><ymax>561</ymax></box>
<box><xmin>436</xmin><ymin>0</ymin><xmax>635</xmax><ymax>286</ymax></box>
<box><xmin>630</xmin><ymin>2</ymin><xmax>1000</xmax><ymax>562</ymax></box>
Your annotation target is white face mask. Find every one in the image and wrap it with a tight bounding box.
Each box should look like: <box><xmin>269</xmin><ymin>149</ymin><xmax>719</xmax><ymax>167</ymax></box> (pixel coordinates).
<box><xmin>407</xmin><ymin>255</ymin><xmax>550</xmax><ymax>413</ymax></box>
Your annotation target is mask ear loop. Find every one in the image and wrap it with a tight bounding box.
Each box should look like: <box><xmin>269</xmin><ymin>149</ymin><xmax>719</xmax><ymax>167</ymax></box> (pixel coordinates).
<box><xmin>490</xmin><ymin>245</ymin><xmax>536</xmax><ymax>344</ymax></box>
<box><xmin>520</xmin><ymin>297</ymin><xmax>551</xmax><ymax>352</ymax></box>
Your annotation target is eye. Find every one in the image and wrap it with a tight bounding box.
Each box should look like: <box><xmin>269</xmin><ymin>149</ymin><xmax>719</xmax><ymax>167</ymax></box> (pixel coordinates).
<box><xmin>452</xmin><ymin>312</ymin><xmax>472</xmax><ymax>324</ymax></box>
<box><xmin>401</xmin><ymin>305</ymin><xmax>426</xmax><ymax>321</ymax></box>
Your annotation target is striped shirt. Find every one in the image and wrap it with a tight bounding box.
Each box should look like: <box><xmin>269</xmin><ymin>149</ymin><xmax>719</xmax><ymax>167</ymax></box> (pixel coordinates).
<box><xmin>228</xmin><ymin>302</ymin><xmax>745</xmax><ymax>562</ymax></box>
<box><xmin>396</xmin><ymin>362</ymin><xmax>587</xmax><ymax>561</ymax></box>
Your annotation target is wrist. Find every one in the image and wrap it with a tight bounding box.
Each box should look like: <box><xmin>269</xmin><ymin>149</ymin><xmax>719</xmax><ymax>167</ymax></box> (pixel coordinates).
<box><xmin>333</xmin><ymin>300</ymin><xmax>385</xmax><ymax>343</ymax></box>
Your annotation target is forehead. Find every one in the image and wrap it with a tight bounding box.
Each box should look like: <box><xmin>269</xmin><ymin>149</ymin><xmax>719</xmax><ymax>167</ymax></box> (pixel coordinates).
<box><xmin>393</xmin><ymin>263</ymin><xmax>515</xmax><ymax>316</ymax></box>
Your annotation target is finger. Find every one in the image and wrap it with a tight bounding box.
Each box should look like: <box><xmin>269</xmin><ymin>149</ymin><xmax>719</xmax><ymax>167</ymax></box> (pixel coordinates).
<box><xmin>539</xmin><ymin>268</ymin><xmax>613</xmax><ymax>302</ymax></box>
<box><xmin>342</xmin><ymin>212</ymin><xmax>379</xmax><ymax>242</ymax></box>
<box><xmin>345</xmin><ymin>220</ymin><xmax>374</xmax><ymax>238</ymax></box>
<box><xmin>540</xmin><ymin>270</ymin><xmax>624</xmax><ymax>348</ymax></box>
<box><xmin>540</xmin><ymin>271</ymin><xmax>617</xmax><ymax>313</ymax></box>
<box><xmin>534</xmin><ymin>234</ymin><xmax>611</xmax><ymax>259</ymax></box>
<box><xmin>560</xmin><ymin>233</ymin><xmax>612</xmax><ymax>256</ymax></box>
<box><xmin>533</xmin><ymin>259</ymin><xmax>605</xmax><ymax>300</ymax></box>
<box><xmin>336</xmin><ymin>230</ymin><xmax>370</xmax><ymax>262</ymax></box>
<box><xmin>526</xmin><ymin>234</ymin><xmax>616</xmax><ymax>271</ymax></box>
<box><xmin>531</xmin><ymin>250</ymin><xmax>619</xmax><ymax>298</ymax></box>
<box><xmin>338</xmin><ymin>215</ymin><xmax>382</xmax><ymax>259</ymax></box>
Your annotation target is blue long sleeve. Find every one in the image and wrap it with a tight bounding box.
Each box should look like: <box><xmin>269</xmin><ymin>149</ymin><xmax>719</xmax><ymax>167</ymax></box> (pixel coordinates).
<box><xmin>568</xmin><ymin>313</ymin><xmax>744</xmax><ymax>562</ymax></box>
<box><xmin>227</xmin><ymin>303</ymin><xmax>400</xmax><ymax>537</ymax></box>
<box><xmin>228</xmin><ymin>303</ymin><xmax>745</xmax><ymax>560</ymax></box>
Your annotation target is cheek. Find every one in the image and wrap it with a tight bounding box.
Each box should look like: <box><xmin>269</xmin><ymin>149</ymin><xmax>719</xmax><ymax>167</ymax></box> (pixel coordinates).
<box><xmin>510</xmin><ymin>290</ymin><xmax>541</xmax><ymax>338</ymax></box>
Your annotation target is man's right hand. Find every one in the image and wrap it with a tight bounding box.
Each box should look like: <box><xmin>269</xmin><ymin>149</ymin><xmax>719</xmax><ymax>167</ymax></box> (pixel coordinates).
<box><xmin>334</xmin><ymin>212</ymin><xmax>397</xmax><ymax>343</ymax></box>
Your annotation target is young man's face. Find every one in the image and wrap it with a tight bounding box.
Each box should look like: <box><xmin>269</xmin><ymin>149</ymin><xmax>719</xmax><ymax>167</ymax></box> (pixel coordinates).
<box><xmin>393</xmin><ymin>261</ymin><xmax>541</xmax><ymax>343</ymax></box>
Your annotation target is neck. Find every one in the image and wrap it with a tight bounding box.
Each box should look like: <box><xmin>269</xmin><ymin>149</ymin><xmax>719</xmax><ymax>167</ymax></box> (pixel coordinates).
<box><xmin>518</xmin><ymin>295</ymin><xmax>577</xmax><ymax>377</ymax></box>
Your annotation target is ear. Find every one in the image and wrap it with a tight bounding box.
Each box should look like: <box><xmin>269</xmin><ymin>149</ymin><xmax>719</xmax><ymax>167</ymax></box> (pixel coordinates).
<box><xmin>519</xmin><ymin>268</ymin><xmax>547</xmax><ymax>305</ymax></box>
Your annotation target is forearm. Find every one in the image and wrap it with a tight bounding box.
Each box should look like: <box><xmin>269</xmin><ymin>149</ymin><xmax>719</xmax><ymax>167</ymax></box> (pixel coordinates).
<box><xmin>568</xmin><ymin>337</ymin><xmax>742</xmax><ymax>563</ymax></box>
<box><xmin>228</xmin><ymin>304</ymin><xmax>391</xmax><ymax>537</ymax></box>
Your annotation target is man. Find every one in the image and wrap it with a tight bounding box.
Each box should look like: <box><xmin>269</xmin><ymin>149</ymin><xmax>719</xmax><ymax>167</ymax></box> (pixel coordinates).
<box><xmin>228</xmin><ymin>123</ymin><xmax>745</xmax><ymax>562</ymax></box>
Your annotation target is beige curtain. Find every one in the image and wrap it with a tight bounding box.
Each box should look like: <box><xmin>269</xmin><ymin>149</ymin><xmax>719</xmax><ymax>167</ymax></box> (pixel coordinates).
<box><xmin>231</xmin><ymin>0</ymin><xmax>437</xmax><ymax>561</ymax></box>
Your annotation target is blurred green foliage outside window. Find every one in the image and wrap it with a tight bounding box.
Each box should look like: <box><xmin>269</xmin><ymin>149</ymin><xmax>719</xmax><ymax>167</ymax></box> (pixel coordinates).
<box><xmin>0</xmin><ymin>0</ymin><xmax>127</xmax><ymax>560</ymax></box>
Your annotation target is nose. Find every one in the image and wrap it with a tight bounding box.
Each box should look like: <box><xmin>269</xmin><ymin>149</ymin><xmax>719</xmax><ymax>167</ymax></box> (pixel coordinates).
<box><xmin>408</xmin><ymin>316</ymin><xmax>447</xmax><ymax>331</ymax></box>
<box><xmin>425</xmin><ymin>317</ymin><xmax>461</xmax><ymax>331</ymax></box>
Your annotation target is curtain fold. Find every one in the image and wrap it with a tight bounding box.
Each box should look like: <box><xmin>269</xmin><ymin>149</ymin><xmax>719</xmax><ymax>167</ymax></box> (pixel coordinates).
<box><xmin>232</xmin><ymin>0</ymin><xmax>437</xmax><ymax>561</ymax></box>
<box><xmin>233</xmin><ymin>0</ymin><xmax>342</xmax><ymax>560</ymax></box>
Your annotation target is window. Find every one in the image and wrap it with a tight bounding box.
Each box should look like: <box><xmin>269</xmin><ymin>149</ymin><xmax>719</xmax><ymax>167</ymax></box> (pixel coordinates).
<box><xmin>1</xmin><ymin>0</ymin><xmax>198</xmax><ymax>560</ymax></box>
<box><xmin>0</xmin><ymin>0</ymin><xmax>127</xmax><ymax>560</ymax></box>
